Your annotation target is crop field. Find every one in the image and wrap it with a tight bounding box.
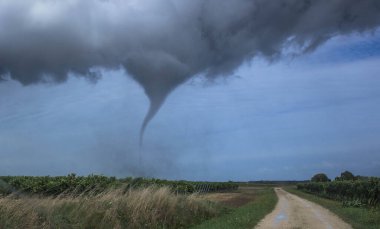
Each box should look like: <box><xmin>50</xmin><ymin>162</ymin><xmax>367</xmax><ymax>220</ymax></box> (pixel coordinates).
<box><xmin>0</xmin><ymin>174</ymin><xmax>238</xmax><ymax>196</ymax></box>
<box><xmin>0</xmin><ymin>175</ymin><xmax>275</xmax><ymax>229</ymax></box>
<box><xmin>296</xmin><ymin>178</ymin><xmax>380</xmax><ymax>207</ymax></box>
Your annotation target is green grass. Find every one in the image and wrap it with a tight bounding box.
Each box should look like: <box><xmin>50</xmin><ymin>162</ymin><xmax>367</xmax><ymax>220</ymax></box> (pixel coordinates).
<box><xmin>191</xmin><ymin>188</ymin><xmax>277</xmax><ymax>229</ymax></box>
<box><xmin>285</xmin><ymin>186</ymin><xmax>380</xmax><ymax>229</ymax></box>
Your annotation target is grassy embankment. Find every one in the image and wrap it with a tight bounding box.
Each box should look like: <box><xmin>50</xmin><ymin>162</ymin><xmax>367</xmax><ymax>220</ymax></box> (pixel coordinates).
<box><xmin>0</xmin><ymin>186</ymin><xmax>223</xmax><ymax>229</ymax></box>
<box><xmin>285</xmin><ymin>187</ymin><xmax>380</xmax><ymax>229</ymax></box>
<box><xmin>0</xmin><ymin>185</ymin><xmax>277</xmax><ymax>229</ymax></box>
<box><xmin>192</xmin><ymin>187</ymin><xmax>277</xmax><ymax>229</ymax></box>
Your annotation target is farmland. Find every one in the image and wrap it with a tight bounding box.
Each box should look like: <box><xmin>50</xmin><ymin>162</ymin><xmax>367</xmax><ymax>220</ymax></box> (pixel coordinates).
<box><xmin>296</xmin><ymin>178</ymin><xmax>380</xmax><ymax>207</ymax></box>
<box><xmin>2</xmin><ymin>174</ymin><xmax>380</xmax><ymax>228</ymax></box>
<box><xmin>0</xmin><ymin>175</ymin><xmax>273</xmax><ymax>229</ymax></box>
<box><xmin>0</xmin><ymin>174</ymin><xmax>238</xmax><ymax>196</ymax></box>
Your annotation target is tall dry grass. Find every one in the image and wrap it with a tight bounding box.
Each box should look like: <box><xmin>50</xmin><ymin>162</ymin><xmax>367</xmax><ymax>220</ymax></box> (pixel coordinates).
<box><xmin>0</xmin><ymin>186</ymin><xmax>221</xmax><ymax>229</ymax></box>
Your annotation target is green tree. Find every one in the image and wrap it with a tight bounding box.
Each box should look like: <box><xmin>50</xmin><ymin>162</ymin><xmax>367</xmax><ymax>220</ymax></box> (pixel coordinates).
<box><xmin>311</xmin><ymin>173</ymin><xmax>330</xmax><ymax>182</ymax></box>
<box><xmin>340</xmin><ymin>171</ymin><xmax>355</xmax><ymax>181</ymax></box>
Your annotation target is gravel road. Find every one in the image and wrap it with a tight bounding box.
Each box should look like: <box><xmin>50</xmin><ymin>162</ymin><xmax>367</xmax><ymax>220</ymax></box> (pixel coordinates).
<box><xmin>255</xmin><ymin>188</ymin><xmax>352</xmax><ymax>229</ymax></box>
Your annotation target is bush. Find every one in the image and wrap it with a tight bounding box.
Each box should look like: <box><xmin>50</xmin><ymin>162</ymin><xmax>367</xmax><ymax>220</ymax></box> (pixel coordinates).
<box><xmin>335</xmin><ymin>171</ymin><xmax>355</xmax><ymax>181</ymax></box>
<box><xmin>311</xmin><ymin>173</ymin><xmax>330</xmax><ymax>182</ymax></box>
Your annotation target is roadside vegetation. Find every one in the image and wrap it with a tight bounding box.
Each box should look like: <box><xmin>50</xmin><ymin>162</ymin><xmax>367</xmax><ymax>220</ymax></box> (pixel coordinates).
<box><xmin>297</xmin><ymin>172</ymin><xmax>379</xmax><ymax>208</ymax></box>
<box><xmin>1</xmin><ymin>175</ymin><xmax>277</xmax><ymax>228</ymax></box>
<box><xmin>287</xmin><ymin>171</ymin><xmax>380</xmax><ymax>229</ymax></box>
<box><xmin>0</xmin><ymin>186</ymin><xmax>224</xmax><ymax>229</ymax></box>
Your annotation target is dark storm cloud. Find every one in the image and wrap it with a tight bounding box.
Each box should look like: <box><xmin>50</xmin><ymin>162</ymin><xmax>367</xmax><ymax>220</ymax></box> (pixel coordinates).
<box><xmin>1</xmin><ymin>0</ymin><xmax>380</xmax><ymax>142</ymax></box>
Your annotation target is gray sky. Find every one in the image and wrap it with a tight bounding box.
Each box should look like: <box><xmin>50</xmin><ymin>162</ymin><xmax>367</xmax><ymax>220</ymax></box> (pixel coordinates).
<box><xmin>1</xmin><ymin>1</ymin><xmax>380</xmax><ymax>181</ymax></box>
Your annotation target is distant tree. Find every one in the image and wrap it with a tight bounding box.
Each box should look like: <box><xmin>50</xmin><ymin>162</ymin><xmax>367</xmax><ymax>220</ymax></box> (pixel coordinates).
<box><xmin>311</xmin><ymin>173</ymin><xmax>330</xmax><ymax>182</ymax></box>
<box><xmin>334</xmin><ymin>176</ymin><xmax>341</xmax><ymax>181</ymax></box>
<box><xmin>340</xmin><ymin>171</ymin><xmax>355</xmax><ymax>181</ymax></box>
<box><xmin>355</xmin><ymin>175</ymin><xmax>369</xmax><ymax>180</ymax></box>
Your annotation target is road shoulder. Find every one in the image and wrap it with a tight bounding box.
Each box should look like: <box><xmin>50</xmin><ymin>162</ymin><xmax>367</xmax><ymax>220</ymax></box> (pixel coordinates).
<box><xmin>285</xmin><ymin>187</ymin><xmax>380</xmax><ymax>229</ymax></box>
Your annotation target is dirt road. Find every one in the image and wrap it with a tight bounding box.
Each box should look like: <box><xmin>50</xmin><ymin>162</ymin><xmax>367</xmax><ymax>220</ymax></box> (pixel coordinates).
<box><xmin>255</xmin><ymin>188</ymin><xmax>352</xmax><ymax>229</ymax></box>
